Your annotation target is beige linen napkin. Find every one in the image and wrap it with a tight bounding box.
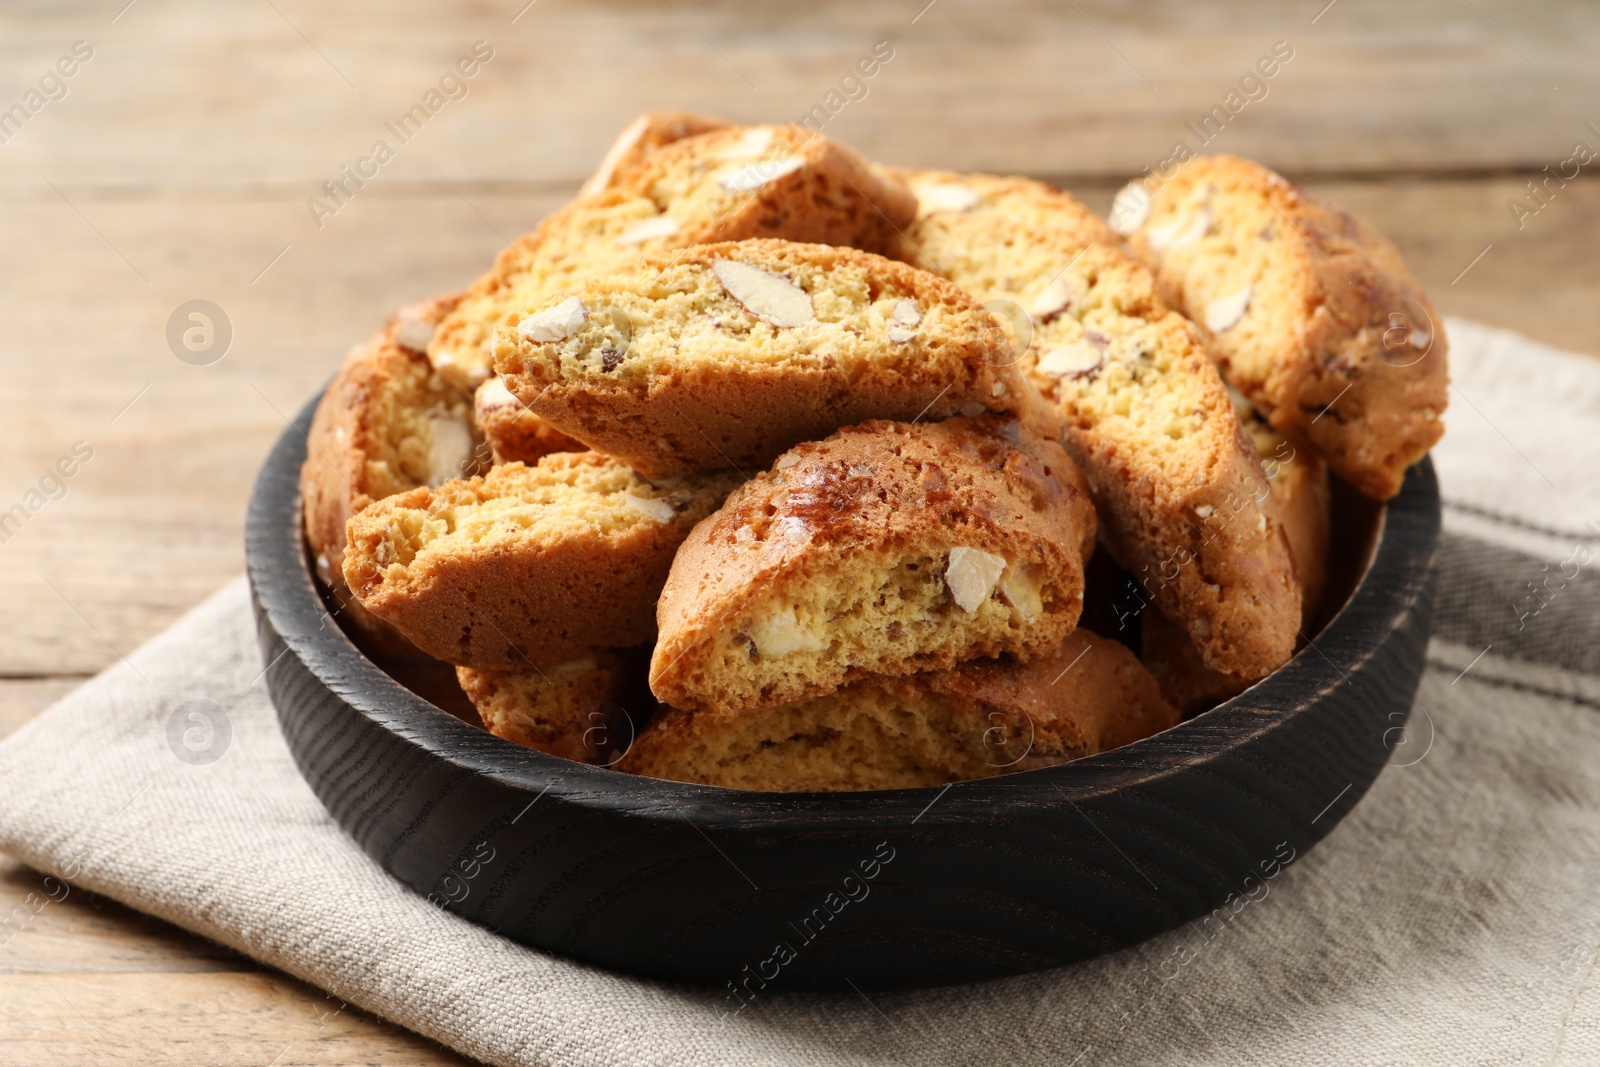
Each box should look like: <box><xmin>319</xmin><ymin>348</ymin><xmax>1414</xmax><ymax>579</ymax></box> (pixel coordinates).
<box><xmin>2</xmin><ymin>319</ymin><xmax>1599</xmax><ymax>1066</ymax></box>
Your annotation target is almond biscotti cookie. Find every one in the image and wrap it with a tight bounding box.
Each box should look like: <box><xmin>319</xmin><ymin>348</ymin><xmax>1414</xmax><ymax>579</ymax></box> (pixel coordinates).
<box><xmin>615</xmin><ymin>123</ymin><xmax>915</xmax><ymax>257</ymax></box>
<box><xmin>342</xmin><ymin>454</ymin><xmax>744</xmax><ymax>670</ymax></box>
<box><xmin>301</xmin><ymin>294</ymin><xmax>489</xmax><ymax>657</ymax></box>
<box><xmin>579</xmin><ymin>111</ymin><xmax>730</xmax><ymax>196</ymax></box>
<box><xmin>622</xmin><ymin>631</ymin><xmax>1176</xmax><ymax>791</ymax></box>
<box><xmin>494</xmin><ymin>239</ymin><xmax>1025</xmax><ymax>478</ymax></box>
<box><xmin>1238</xmin><ymin>393</ymin><xmax>1331</xmax><ymax>623</ymax></box>
<box><xmin>426</xmin><ymin>124</ymin><xmax>918</xmax><ymax>392</ymax></box>
<box><xmin>900</xmin><ymin>169</ymin><xmax>1301</xmax><ymax>680</ymax></box>
<box><xmin>648</xmin><ymin>416</ymin><xmax>1097</xmax><ymax>715</ymax></box>
<box><xmin>457</xmin><ymin>649</ymin><xmax>648</xmax><ymax>765</ymax></box>
<box><xmin>472</xmin><ymin>377</ymin><xmax>584</xmax><ymax>465</ymax></box>
<box><xmin>1141</xmin><ymin>402</ymin><xmax>1332</xmax><ymax>715</ymax></box>
<box><xmin>1110</xmin><ymin>155</ymin><xmax>1448</xmax><ymax>500</ymax></box>
<box><xmin>492</xmin><ymin>239</ymin><xmax>1030</xmax><ymax>476</ymax></box>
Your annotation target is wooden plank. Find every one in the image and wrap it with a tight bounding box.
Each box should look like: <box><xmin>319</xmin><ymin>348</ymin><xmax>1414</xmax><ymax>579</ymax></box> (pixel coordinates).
<box><xmin>0</xmin><ymin>971</ymin><xmax>471</xmax><ymax>1066</ymax></box>
<box><xmin>0</xmin><ymin>854</ymin><xmax>469</xmax><ymax>1063</ymax></box>
<box><xmin>0</xmin><ymin>175</ymin><xmax>1595</xmax><ymax>677</ymax></box>
<box><xmin>0</xmin><ymin>0</ymin><xmax>1595</xmax><ymax>189</ymax></box>
<box><xmin>0</xmin><ymin>679</ymin><xmax>82</xmax><ymax>740</ymax></box>
<box><xmin>0</xmin><ymin>855</ymin><xmax>246</xmax><ymax>976</ymax></box>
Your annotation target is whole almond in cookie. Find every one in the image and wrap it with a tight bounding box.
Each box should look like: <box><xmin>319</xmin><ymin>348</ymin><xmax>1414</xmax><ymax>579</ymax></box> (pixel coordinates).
<box><xmin>493</xmin><ymin>239</ymin><xmax>1028</xmax><ymax>478</ymax></box>
<box><xmin>648</xmin><ymin>416</ymin><xmax>1097</xmax><ymax>715</ymax></box>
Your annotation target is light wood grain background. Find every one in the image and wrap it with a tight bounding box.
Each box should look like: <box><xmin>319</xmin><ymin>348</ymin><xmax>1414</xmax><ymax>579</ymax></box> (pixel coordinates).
<box><xmin>1</xmin><ymin>0</ymin><xmax>1595</xmax><ymax>1062</ymax></box>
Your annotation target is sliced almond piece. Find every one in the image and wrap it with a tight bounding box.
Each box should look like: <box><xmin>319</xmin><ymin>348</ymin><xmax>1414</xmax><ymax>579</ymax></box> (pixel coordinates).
<box><xmin>622</xmin><ymin>492</ymin><xmax>675</xmax><ymax>524</ymax></box>
<box><xmin>915</xmin><ymin>182</ymin><xmax>980</xmax><ymax>215</ymax></box>
<box><xmin>395</xmin><ymin>316</ymin><xmax>437</xmax><ymax>353</ymax></box>
<box><xmin>1026</xmin><ymin>278</ymin><xmax>1076</xmax><ymax>321</ymax></box>
<box><xmin>717</xmin><ymin>157</ymin><xmax>805</xmax><ymax>192</ymax></box>
<box><xmin>1108</xmin><ymin>182</ymin><xmax>1152</xmax><ymax>235</ymax></box>
<box><xmin>424</xmin><ymin>412</ymin><xmax>474</xmax><ymax>487</ymax></box>
<box><xmin>749</xmin><ymin>604</ymin><xmax>825</xmax><ymax>658</ymax></box>
<box><xmin>715</xmin><ymin>127</ymin><xmax>774</xmax><ymax>160</ymax></box>
<box><xmin>1204</xmin><ymin>286</ymin><xmax>1252</xmax><ymax>333</ymax></box>
<box><xmin>1035</xmin><ymin>340</ymin><xmax>1106</xmax><ymax>380</ymax></box>
<box><xmin>891</xmin><ymin>299</ymin><xmax>922</xmax><ymax>326</ymax></box>
<box><xmin>1148</xmin><ymin>208</ymin><xmax>1212</xmax><ymax>250</ymax></box>
<box><xmin>998</xmin><ymin>563</ymin><xmax>1044</xmax><ymax>620</ymax></box>
<box><xmin>616</xmin><ymin>215</ymin><xmax>680</xmax><ymax>245</ymax></box>
<box><xmin>946</xmin><ymin>547</ymin><xmax>1008</xmax><ymax>613</ymax></box>
<box><xmin>520</xmin><ymin>297</ymin><xmax>588</xmax><ymax>342</ymax></box>
<box><xmin>474</xmin><ymin>376</ymin><xmax>520</xmax><ymax>419</ymax></box>
<box><xmin>711</xmin><ymin>259</ymin><xmax>815</xmax><ymax>327</ymax></box>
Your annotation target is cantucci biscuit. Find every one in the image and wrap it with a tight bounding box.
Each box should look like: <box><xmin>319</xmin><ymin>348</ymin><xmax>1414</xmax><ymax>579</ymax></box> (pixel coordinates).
<box><xmin>1141</xmin><ymin>397</ymin><xmax>1332</xmax><ymax>714</ymax></box>
<box><xmin>494</xmin><ymin>239</ymin><xmax>1026</xmax><ymax>478</ymax></box>
<box><xmin>615</xmin><ymin>123</ymin><xmax>915</xmax><ymax>257</ymax></box>
<box><xmin>426</xmin><ymin>124</ymin><xmax>918</xmax><ymax>391</ymax></box>
<box><xmin>899</xmin><ymin>169</ymin><xmax>1301</xmax><ymax>680</ymax></box>
<box><xmin>342</xmin><ymin>454</ymin><xmax>744</xmax><ymax>670</ymax></box>
<box><xmin>648</xmin><ymin>417</ymin><xmax>1097</xmax><ymax>715</ymax></box>
<box><xmin>579</xmin><ymin>110</ymin><xmax>730</xmax><ymax>196</ymax></box>
<box><xmin>472</xmin><ymin>376</ymin><xmax>584</xmax><ymax>465</ymax></box>
<box><xmin>301</xmin><ymin>294</ymin><xmax>489</xmax><ymax>657</ymax></box>
<box><xmin>622</xmin><ymin>631</ymin><xmax>1176</xmax><ymax>791</ymax></box>
<box><xmin>457</xmin><ymin>649</ymin><xmax>649</xmax><ymax>764</ymax></box>
<box><xmin>1111</xmin><ymin>155</ymin><xmax>1448</xmax><ymax>500</ymax></box>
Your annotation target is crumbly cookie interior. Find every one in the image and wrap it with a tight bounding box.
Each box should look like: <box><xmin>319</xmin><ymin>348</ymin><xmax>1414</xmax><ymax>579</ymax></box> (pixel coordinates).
<box><xmin>624</xmin><ymin>685</ymin><xmax>1016</xmax><ymax>792</ymax></box>
<box><xmin>671</xmin><ymin>546</ymin><xmax>1065</xmax><ymax>712</ymax></box>
<box><xmin>511</xmin><ymin>255</ymin><xmax>967</xmax><ymax>386</ymax></box>
<box><xmin>359</xmin><ymin>456</ymin><xmax>731</xmax><ymax>574</ymax></box>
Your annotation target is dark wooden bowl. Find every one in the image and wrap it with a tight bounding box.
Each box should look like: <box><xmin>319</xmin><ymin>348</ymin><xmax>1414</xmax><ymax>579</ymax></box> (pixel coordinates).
<box><xmin>247</xmin><ymin>393</ymin><xmax>1439</xmax><ymax>992</ymax></box>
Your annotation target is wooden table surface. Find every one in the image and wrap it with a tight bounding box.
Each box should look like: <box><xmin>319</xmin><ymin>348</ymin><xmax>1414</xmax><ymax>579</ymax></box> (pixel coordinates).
<box><xmin>1</xmin><ymin>0</ymin><xmax>1596</xmax><ymax>1062</ymax></box>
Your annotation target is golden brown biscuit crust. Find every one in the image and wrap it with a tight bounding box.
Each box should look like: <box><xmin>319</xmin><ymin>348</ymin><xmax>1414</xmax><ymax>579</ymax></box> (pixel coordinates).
<box><xmin>494</xmin><ymin>239</ymin><xmax>1027</xmax><ymax>478</ymax></box>
<box><xmin>1116</xmin><ymin>155</ymin><xmax>1448</xmax><ymax>501</ymax></box>
<box><xmin>300</xmin><ymin>294</ymin><xmax>486</xmax><ymax>657</ymax></box>
<box><xmin>579</xmin><ymin>111</ymin><xmax>731</xmax><ymax>196</ymax></box>
<box><xmin>900</xmin><ymin>169</ymin><xmax>1301</xmax><ymax>679</ymax></box>
<box><xmin>1142</xmin><ymin>402</ymin><xmax>1331</xmax><ymax>714</ymax></box>
<box><xmin>427</xmin><ymin>126</ymin><xmax>919</xmax><ymax>391</ymax></box>
<box><xmin>649</xmin><ymin>416</ymin><xmax>1097</xmax><ymax>714</ymax></box>
<box><xmin>618</xmin><ymin>124</ymin><xmax>916</xmax><ymax>259</ymax></box>
<box><xmin>343</xmin><ymin>454</ymin><xmax>744</xmax><ymax>670</ymax></box>
<box><xmin>622</xmin><ymin>631</ymin><xmax>1176</xmax><ymax>791</ymax></box>
<box><xmin>458</xmin><ymin>649</ymin><xmax>647</xmax><ymax>764</ymax></box>
<box><xmin>472</xmin><ymin>377</ymin><xmax>584</xmax><ymax>466</ymax></box>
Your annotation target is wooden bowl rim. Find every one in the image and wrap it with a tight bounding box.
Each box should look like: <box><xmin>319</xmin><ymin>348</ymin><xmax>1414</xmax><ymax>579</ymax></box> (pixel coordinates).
<box><xmin>248</xmin><ymin>392</ymin><xmax>1441</xmax><ymax>830</ymax></box>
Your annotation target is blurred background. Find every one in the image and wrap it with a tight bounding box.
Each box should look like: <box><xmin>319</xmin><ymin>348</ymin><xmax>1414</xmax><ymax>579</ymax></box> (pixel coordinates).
<box><xmin>1</xmin><ymin>0</ymin><xmax>1595</xmax><ymax>1061</ymax></box>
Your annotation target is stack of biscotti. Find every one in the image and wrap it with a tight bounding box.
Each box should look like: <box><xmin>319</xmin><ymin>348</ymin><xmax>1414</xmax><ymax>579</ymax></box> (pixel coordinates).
<box><xmin>298</xmin><ymin>112</ymin><xmax>1448</xmax><ymax>784</ymax></box>
<box><xmin>1100</xmin><ymin>156</ymin><xmax>1447</xmax><ymax>710</ymax></box>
